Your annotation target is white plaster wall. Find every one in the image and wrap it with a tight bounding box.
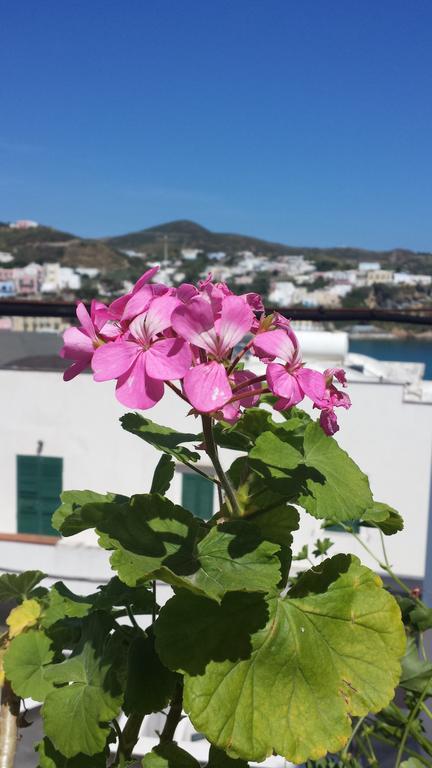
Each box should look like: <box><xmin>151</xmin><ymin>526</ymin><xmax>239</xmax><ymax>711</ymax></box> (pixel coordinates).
<box><xmin>0</xmin><ymin>369</ymin><xmax>431</xmax><ymax>579</ymax></box>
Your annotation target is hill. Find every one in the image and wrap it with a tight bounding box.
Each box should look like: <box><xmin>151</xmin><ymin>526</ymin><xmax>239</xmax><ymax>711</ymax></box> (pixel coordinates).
<box><xmin>105</xmin><ymin>219</ymin><xmax>432</xmax><ymax>273</ymax></box>
<box><xmin>1</xmin><ymin>219</ymin><xmax>431</xmax><ymax>275</ymax></box>
<box><xmin>0</xmin><ymin>223</ymin><xmax>128</xmax><ymax>272</ymax></box>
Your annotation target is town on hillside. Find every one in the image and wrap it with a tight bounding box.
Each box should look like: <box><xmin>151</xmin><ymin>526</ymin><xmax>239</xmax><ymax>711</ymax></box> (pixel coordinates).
<box><xmin>0</xmin><ymin>218</ymin><xmax>431</xmax><ymax>336</ymax></box>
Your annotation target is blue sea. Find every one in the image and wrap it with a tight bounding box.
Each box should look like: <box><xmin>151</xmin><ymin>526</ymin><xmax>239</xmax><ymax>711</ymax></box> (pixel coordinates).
<box><xmin>349</xmin><ymin>338</ymin><xmax>432</xmax><ymax>380</ymax></box>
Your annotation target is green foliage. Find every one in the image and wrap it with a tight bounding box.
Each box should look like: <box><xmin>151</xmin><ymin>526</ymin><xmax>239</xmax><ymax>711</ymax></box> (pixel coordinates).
<box><xmin>142</xmin><ymin>743</ymin><xmax>200</xmax><ymax>768</ymax></box>
<box><xmin>151</xmin><ymin>455</ymin><xmax>176</xmax><ymax>495</ymax></box>
<box><xmin>4</xmin><ymin>405</ymin><xmax>413</xmax><ymax>767</ymax></box>
<box><xmin>156</xmin><ymin>556</ymin><xmax>405</xmax><ymax>764</ymax></box>
<box><xmin>120</xmin><ymin>413</ymin><xmax>201</xmax><ymax>463</ymax></box>
<box><xmin>0</xmin><ymin>570</ymin><xmax>46</xmax><ymax>602</ymax></box>
<box><xmin>4</xmin><ymin>630</ymin><xmax>54</xmax><ymax>700</ymax></box>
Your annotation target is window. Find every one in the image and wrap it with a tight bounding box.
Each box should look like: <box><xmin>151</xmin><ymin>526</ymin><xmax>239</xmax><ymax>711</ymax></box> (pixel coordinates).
<box><xmin>181</xmin><ymin>473</ymin><xmax>214</xmax><ymax>520</ymax></box>
<box><xmin>17</xmin><ymin>456</ymin><xmax>62</xmax><ymax>536</ymax></box>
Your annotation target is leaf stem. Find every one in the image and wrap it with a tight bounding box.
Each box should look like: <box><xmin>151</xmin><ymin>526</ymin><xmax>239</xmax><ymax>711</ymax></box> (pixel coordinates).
<box><xmin>201</xmin><ymin>415</ymin><xmax>241</xmax><ymax>517</ymax></box>
<box><xmin>159</xmin><ymin>680</ymin><xmax>184</xmax><ymax>744</ymax></box>
<box><xmin>340</xmin><ymin>715</ymin><xmax>366</xmax><ymax>759</ymax></box>
<box><xmin>126</xmin><ymin>604</ymin><xmax>139</xmax><ymax>630</ymax></box>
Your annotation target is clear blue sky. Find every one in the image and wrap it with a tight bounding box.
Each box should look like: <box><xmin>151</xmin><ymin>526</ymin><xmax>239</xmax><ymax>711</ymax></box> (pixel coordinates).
<box><xmin>1</xmin><ymin>0</ymin><xmax>431</xmax><ymax>250</ymax></box>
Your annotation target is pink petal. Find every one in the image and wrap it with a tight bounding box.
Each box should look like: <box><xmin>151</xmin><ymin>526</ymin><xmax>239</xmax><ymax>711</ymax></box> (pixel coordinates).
<box><xmin>60</xmin><ymin>327</ymin><xmax>94</xmax><ymax>362</ymax></box>
<box><xmin>171</xmin><ymin>297</ymin><xmax>217</xmax><ymax>354</ymax></box>
<box><xmin>320</xmin><ymin>409</ymin><xmax>339</xmax><ymax>436</ymax></box>
<box><xmin>144</xmin><ymin>337</ymin><xmax>192</xmax><ymax>380</ymax></box>
<box><xmin>183</xmin><ymin>361</ymin><xmax>232</xmax><ymax>412</ymax></box>
<box><xmin>244</xmin><ymin>292</ymin><xmax>264</xmax><ymax>312</ymax></box>
<box><xmin>266</xmin><ymin>363</ymin><xmax>303</xmax><ymax>406</ymax></box>
<box><xmin>324</xmin><ymin>367</ymin><xmax>347</xmax><ymax>386</ymax></box>
<box><xmin>253</xmin><ymin>329</ymin><xmax>296</xmax><ymax>362</ymax></box>
<box><xmin>92</xmin><ymin>340</ymin><xmax>140</xmax><ymax>382</ymax></box>
<box><xmin>63</xmin><ymin>360</ymin><xmax>88</xmax><ymax>381</ymax></box>
<box><xmin>215</xmin><ymin>295</ymin><xmax>254</xmax><ymax>355</ymax></box>
<box><xmin>132</xmin><ymin>266</ymin><xmax>160</xmax><ymax>293</ymax></box>
<box><xmin>120</xmin><ymin>285</ymin><xmax>156</xmax><ymax>323</ymax></box>
<box><xmin>296</xmin><ymin>367</ymin><xmax>327</xmax><ymax>404</ymax></box>
<box><xmin>231</xmin><ymin>369</ymin><xmax>261</xmax><ymax>407</ymax></box>
<box><xmin>218</xmin><ymin>401</ymin><xmax>241</xmax><ymax>424</ymax></box>
<box><xmin>140</xmin><ymin>294</ymin><xmax>181</xmax><ymax>339</ymax></box>
<box><xmin>76</xmin><ymin>302</ymin><xmax>96</xmax><ymax>340</ymax></box>
<box><xmin>115</xmin><ymin>353</ymin><xmax>164</xmax><ymax>409</ymax></box>
<box><xmin>177</xmin><ymin>283</ymin><xmax>199</xmax><ymax>303</ymax></box>
<box><xmin>107</xmin><ymin>294</ymin><xmax>130</xmax><ymax>320</ymax></box>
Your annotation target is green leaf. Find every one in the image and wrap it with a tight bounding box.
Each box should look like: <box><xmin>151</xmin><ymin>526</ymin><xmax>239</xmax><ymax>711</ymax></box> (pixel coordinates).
<box><xmin>207</xmin><ymin>745</ymin><xmax>248</xmax><ymax>768</ymax></box>
<box><xmin>0</xmin><ymin>570</ymin><xmax>46</xmax><ymax>602</ymax></box>
<box><xmin>93</xmin><ymin>495</ymin><xmax>282</xmax><ymax>600</ymax></box>
<box><xmin>155</xmin><ymin>590</ymin><xmax>270</xmax><ymax>676</ymax></box>
<box><xmin>409</xmin><ymin>602</ymin><xmax>432</xmax><ymax>631</ymax></box>
<box><xmin>41</xmin><ymin>583</ymin><xmax>94</xmax><ymax>628</ymax></box>
<box><xmin>94</xmin><ymin>577</ymin><xmax>156</xmax><ymax>614</ymax></box>
<box><xmin>142</xmin><ymin>743</ymin><xmax>200</xmax><ymax>768</ymax></box>
<box><xmin>151</xmin><ymin>455</ymin><xmax>176</xmax><ymax>495</ymax></box>
<box><xmin>4</xmin><ymin>630</ymin><xmax>54</xmax><ymax>700</ymax></box>
<box><xmin>400</xmin><ymin>759</ymin><xmax>425</xmax><ymax>768</ymax></box>
<box><xmin>121</xmin><ymin>412</ymin><xmax>201</xmax><ymax>463</ymax></box>
<box><xmin>124</xmin><ymin>629</ymin><xmax>178</xmax><ymax>715</ymax></box>
<box><xmin>312</xmin><ymin>538</ymin><xmax>334</xmax><ymax>558</ymax></box>
<box><xmin>86</xmin><ymin>494</ymin><xmax>200</xmax><ymax>589</ymax></box>
<box><xmin>361</xmin><ymin>502</ymin><xmax>404</xmax><ymax>535</ymax></box>
<box><xmin>42</xmin><ymin>613</ymin><xmax>124</xmax><ymax>757</ymax></box>
<box><xmin>188</xmin><ymin>521</ymin><xmax>282</xmax><ymax>600</ymax></box>
<box><xmin>159</xmin><ymin>556</ymin><xmax>405</xmax><ymax>764</ymax></box>
<box><xmin>298</xmin><ymin>422</ymin><xmax>374</xmax><ymax>521</ymax></box>
<box><xmin>399</xmin><ymin>636</ymin><xmax>432</xmax><ymax>695</ymax></box>
<box><xmin>52</xmin><ymin>489</ymin><xmax>128</xmax><ymax>536</ymax></box>
<box><xmin>36</xmin><ymin>737</ymin><xmax>108</xmax><ymax>767</ymax></box>
<box><xmin>293</xmin><ymin>544</ymin><xmax>309</xmax><ymax>561</ymax></box>
<box><xmin>249</xmin><ymin>431</ymin><xmax>303</xmax><ymax>473</ymax></box>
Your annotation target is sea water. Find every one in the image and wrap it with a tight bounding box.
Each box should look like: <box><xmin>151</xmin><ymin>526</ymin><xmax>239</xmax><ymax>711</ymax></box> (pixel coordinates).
<box><xmin>349</xmin><ymin>338</ymin><xmax>432</xmax><ymax>380</ymax></box>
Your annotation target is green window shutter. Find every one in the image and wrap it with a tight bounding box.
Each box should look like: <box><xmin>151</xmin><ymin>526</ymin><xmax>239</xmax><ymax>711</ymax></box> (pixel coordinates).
<box><xmin>17</xmin><ymin>456</ymin><xmax>62</xmax><ymax>536</ymax></box>
<box><xmin>181</xmin><ymin>473</ymin><xmax>214</xmax><ymax>521</ymax></box>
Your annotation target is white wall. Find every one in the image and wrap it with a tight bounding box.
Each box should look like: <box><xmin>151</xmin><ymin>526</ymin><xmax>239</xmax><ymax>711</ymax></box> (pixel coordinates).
<box><xmin>0</xmin><ymin>369</ymin><xmax>431</xmax><ymax>580</ymax></box>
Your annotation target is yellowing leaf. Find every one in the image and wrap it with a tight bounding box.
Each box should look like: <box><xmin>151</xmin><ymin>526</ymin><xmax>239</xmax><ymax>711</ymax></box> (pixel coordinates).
<box><xmin>7</xmin><ymin>599</ymin><xmax>41</xmax><ymax>638</ymax></box>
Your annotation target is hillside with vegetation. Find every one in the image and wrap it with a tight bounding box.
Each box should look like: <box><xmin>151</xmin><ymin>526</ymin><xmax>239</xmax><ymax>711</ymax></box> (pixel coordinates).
<box><xmin>1</xmin><ymin>219</ymin><xmax>431</xmax><ymax>274</ymax></box>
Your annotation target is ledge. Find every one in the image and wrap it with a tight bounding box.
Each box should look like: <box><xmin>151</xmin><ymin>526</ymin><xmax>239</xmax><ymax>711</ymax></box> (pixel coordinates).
<box><xmin>0</xmin><ymin>532</ymin><xmax>59</xmax><ymax>545</ymax></box>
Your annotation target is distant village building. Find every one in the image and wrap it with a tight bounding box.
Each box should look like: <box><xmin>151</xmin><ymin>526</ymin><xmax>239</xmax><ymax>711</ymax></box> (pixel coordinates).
<box><xmin>359</xmin><ymin>261</ymin><xmax>381</xmax><ymax>272</ymax></box>
<box><xmin>280</xmin><ymin>254</ymin><xmax>314</xmax><ymax>276</ymax></box>
<box><xmin>181</xmin><ymin>248</ymin><xmax>202</xmax><ymax>261</ymax></box>
<box><xmin>208</xmin><ymin>251</ymin><xmax>226</xmax><ymax>262</ymax></box>
<box><xmin>366</xmin><ymin>269</ymin><xmax>394</xmax><ymax>285</ymax></box>
<box><xmin>9</xmin><ymin>219</ymin><xmax>39</xmax><ymax>230</ymax></box>
<box><xmin>0</xmin><ymin>251</ymin><xmax>13</xmax><ymax>263</ymax></box>
<box><xmin>393</xmin><ymin>272</ymin><xmax>432</xmax><ymax>287</ymax></box>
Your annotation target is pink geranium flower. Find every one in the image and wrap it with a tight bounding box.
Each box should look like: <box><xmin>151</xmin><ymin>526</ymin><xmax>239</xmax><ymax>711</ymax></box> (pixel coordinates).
<box><xmin>107</xmin><ymin>266</ymin><xmax>161</xmax><ymax>321</ymax></box>
<box><xmin>91</xmin><ymin>295</ymin><xmax>191</xmax><ymax>409</ymax></box>
<box><xmin>60</xmin><ymin>300</ymin><xmax>119</xmax><ymax>381</ymax></box>
<box><xmin>316</xmin><ymin>367</ymin><xmax>351</xmax><ymax>435</ymax></box>
<box><xmin>218</xmin><ymin>369</ymin><xmax>261</xmax><ymax>423</ymax></box>
<box><xmin>253</xmin><ymin>328</ymin><xmax>326</xmax><ymax>409</ymax></box>
<box><xmin>172</xmin><ymin>294</ymin><xmax>254</xmax><ymax>412</ymax></box>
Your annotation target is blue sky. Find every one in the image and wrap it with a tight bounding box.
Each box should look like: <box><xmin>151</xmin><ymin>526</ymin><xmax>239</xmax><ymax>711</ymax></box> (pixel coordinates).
<box><xmin>1</xmin><ymin>0</ymin><xmax>431</xmax><ymax>250</ymax></box>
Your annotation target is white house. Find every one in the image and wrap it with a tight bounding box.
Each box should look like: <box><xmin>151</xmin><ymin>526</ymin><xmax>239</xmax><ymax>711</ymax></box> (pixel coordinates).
<box><xmin>0</xmin><ymin>330</ymin><xmax>431</xmax><ymax>593</ymax></box>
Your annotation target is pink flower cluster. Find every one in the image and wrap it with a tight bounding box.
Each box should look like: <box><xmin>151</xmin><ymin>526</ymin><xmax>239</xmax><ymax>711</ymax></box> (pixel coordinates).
<box><xmin>60</xmin><ymin>269</ymin><xmax>350</xmax><ymax>435</ymax></box>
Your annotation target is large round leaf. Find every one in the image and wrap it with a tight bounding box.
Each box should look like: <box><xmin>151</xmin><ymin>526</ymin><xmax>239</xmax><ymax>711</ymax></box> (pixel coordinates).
<box><xmin>158</xmin><ymin>555</ymin><xmax>405</xmax><ymax>764</ymax></box>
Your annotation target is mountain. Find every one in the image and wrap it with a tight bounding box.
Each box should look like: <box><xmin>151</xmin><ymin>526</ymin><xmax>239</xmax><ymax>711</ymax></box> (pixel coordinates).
<box><xmin>0</xmin><ymin>223</ymin><xmax>128</xmax><ymax>272</ymax></box>
<box><xmin>1</xmin><ymin>219</ymin><xmax>431</xmax><ymax>275</ymax></box>
<box><xmin>104</xmin><ymin>219</ymin><xmax>432</xmax><ymax>273</ymax></box>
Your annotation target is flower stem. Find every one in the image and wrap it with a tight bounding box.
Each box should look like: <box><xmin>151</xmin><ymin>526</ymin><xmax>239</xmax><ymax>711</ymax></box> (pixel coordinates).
<box><xmin>226</xmin><ymin>386</ymin><xmax>269</xmax><ymax>406</ymax></box>
<box><xmin>395</xmin><ymin>679</ymin><xmax>432</xmax><ymax>768</ymax></box>
<box><xmin>201</xmin><ymin>415</ymin><xmax>241</xmax><ymax>516</ymax></box>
